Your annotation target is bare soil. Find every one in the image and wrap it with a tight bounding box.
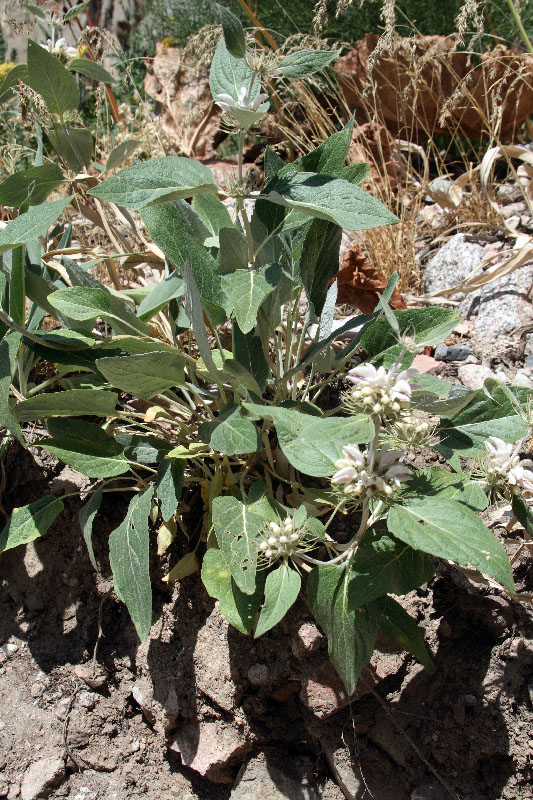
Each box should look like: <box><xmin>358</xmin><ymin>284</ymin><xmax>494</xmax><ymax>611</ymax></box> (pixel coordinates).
<box><xmin>0</xmin><ymin>431</ymin><xmax>532</xmax><ymax>800</ymax></box>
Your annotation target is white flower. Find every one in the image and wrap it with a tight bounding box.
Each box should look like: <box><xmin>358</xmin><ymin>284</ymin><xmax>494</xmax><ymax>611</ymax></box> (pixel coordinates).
<box><xmin>257</xmin><ymin>516</ymin><xmax>306</xmax><ymax>564</ymax></box>
<box><xmin>214</xmin><ymin>84</ymin><xmax>269</xmax><ymax>130</ymax></box>
<box><xmin>345</xmin><ymin>362</ymin><xmax>418</xmax><ymax>419</ymax></box>
<box><xmin>483</xmin><ymin>436</ymin><xmax>533</xmax><ymax>495</ymax></box>
<box><xmin>332</xmin><ymin>443</ymin><xmax>412</xmax><ymax>501</ymax></box>
<box><xmin>41</xmin><ymin>38</ymin><xmax>79</xmax><ymax>58</ymax></box>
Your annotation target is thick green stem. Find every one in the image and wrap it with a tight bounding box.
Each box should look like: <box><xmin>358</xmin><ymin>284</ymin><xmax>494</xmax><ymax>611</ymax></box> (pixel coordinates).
<box><xmin>506</xmin><ymin>0</ymin><xmax>533</xmax><ymax>54</ymax></box>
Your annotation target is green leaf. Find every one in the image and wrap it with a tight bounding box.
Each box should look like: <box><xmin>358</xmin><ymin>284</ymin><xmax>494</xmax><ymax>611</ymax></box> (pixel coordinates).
<box><xmin>279</xmin><ymin>49</ymin><xmax>338</xmax><ymax>79</ymax></box>
<box><xmin>202</xmin><ymin>548</ymin><xmax>264</xmax><ymax>635</ymax></box>
<box><xmin>14</xmin><ymin>389</ymin><xmax>118</xmax><ymax>422</ymax></box>
<box><xmin>136</xmin><ymin>273</ymin><xmax>183</xmax><ymax>321</ymax></box>
<box><xmin>219</xmin><ymin>227</ymin><xmax>248</xmax><ymax>273</ymax></box>
<box><xmin>267</xmin><ymin>172</ymin><xmax>399</xmax><ymax>232</ymax></box>
<box><xmin>307</xmin><ymin>564</ymin><xmax>382</xmax><ymax>694</ymax></box>
<box><xmin>37</xmin><ymin>434</ymin><xmax>129</xmax><ymax>478</ymax></box>
<box><xmin>90</xmin><ymin>157</ymin><xmax>219</xmax><ymax>210</ymax></box>
<box><xmin>79</xmin><ymin>486</ymin><xmax>102</xmax><ymax>570</ymax></box>
<box><xmin>0</xmin><ymin>496</ymin><xmax>64</xmax><ymax>553</ymax></box>
<box><xmin>345</xmin><ymin>529</ymin><xmax>435</xmax><ymax>608</ymax></box>
<box><xmin>27</xmin><ymin>40</ymin><xmax>80</xmax><ymax>115</ymax></box>
<box><xmin>0</xmin><ymin>64</ymin><xmax>29</xmax><ymax>104</ymax></box>
<box><xmin>401</xmin><ymin>468</ymin><xmax>488</xmax><ymax>511</ymax></box>
<box><xmin>360</xmin><ymin>307</ymin><xmax>460</xmax><ymax>368</ymax></box>
<box><xmin>109</xmin><ymin>487</ymin><xmax>153</xmax><ymax>642</ymax></box>
<box><xmin>47</xmin><ymin>125</ymin><xmax>94</xmax><ymax>170</ymax></box>
<box><xmin>218</xmin><ymin>4</ymin><xmax>246</xmax><ymax>59</ymax></box>
<box><xmin>199</xmin><ymin>402</ymin><xmax>261</xmax><ymax>456</ymax></box>
<box><xmin>222</xmin><ymin>263</ymin><xmax>280</xmax><ymax>334</ymax></box>
<box><xmin>412</xmin><ymin>384</ymin><xmax>475</xmax><ymax>417</ymax></box>
<box><xmin>232</xmin><ymin>325</ymin><xmax>269</xmax><ymax>393</ymax></box>
<box><xmin>95</xmin><ymin>350</ymin><xmax>186</xmax><ymax>399</ymax></box>
<box><xmin>254</xmin><ymin>562</ymin><xmax>301</xmax><ymax>638</ymax></box>
<box><xmin>342</xmin><ymin>162</ymin><xmax>370</xmax><ymax>184</ymax></box>
<box><xmin>297</xmin><ymin>219</ymin><xmax>342</xmax><ymax>315</ymax></box>
<box><xmin>183</xmin><ymin>261</ymin><xmax>220</xmax><ymax>377</ymax></box>
<box><xmin>387</xmin><ymin>498</ymin><xmax>514</xmax><ymax>591</ymax></box>
<box><xmin>156</xmin><ymin>459</ymin><xmax>184</xmax><ymax>522</ymax></box>
<box><xmin>0</xmin><ymin>164</ymin><xmax>65</xmax><ymax>207</ymax></box>
<box><xmin>244</xmin><ymin>404</ymin><xmax>373</xmax><ymax>476</ymax></box>
<box><xmin>0</xmin><ymin>332</ymin><xmax>23</xmax><ymax>443</ymax></box>
<box><xmin>435</xmin><ymin>385</ymin><xmax>531</xmax><ymax>459</ymax></box>
<box><xmin>115</xmin><ymin>433</ymin><xmax>172</xmax><ymax>464</ymax></box>
<box><xmin>209</xmin><ymin>39</ymin><xmax>258</xmax><ymax>103</ymax></box>
<box><xmin>48</xmin><ymin>286</ymin><xmax>111</xmax><ymax>319</ymax></box>
<box><xmin>141</xmin><ymin>203</ymin><xmax>225</xmax><ymax>310</ymax></box>
<box><xmin>63</xmin><ymin>0</ymin><xmax>91</xmax><ymax>21</ymax></box>
<box><xmin>512</xmin><ymin>494</ymin><xmax>533</xmax><ymax>537</ymax></box>
<box><xmin>105</xmin><ymin>139</ymin><xmax>143</xmax><ymax>172</ymax></box>
<box><xmin>192</xmin><ymin>193</ymin><xmax>233</xmax><ymax>236</ymax></box>
<box><xmin>68</xmin><ymin>58</ymin><xmax>114</xmax><ymax>83</ymax></box>
<box><xmin>48</xmin><ymin>286</ymin><xmax>149</xmax><ymax>336</ymax></box>
<box><xmin>378</xmin><ymin>596</ymin><xmax>435</xmax><ymax>674</ymax></box>
<box><xmin>212</xmin><ymin>495</ymin><xmax>266</xmax><ymax>594</ymax></box>
<box><xmin>0</xmin><ymin>197</ymin><xmax>73</xmax><ymax>255</ymax></box>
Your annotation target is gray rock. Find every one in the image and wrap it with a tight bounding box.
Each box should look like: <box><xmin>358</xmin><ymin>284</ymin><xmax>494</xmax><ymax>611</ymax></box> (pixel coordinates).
<box><xmin>247</xmin><ymin>664</ymin><xmax>270</xmax><ymax>685</ymax></box>
<box><xmin>457</xmin><ymin>364</ymin><xmax>497</xmax><ymax>391</ymax></box>
<box><xmin>525</xmin><ymin>353</ymin><xmax>533</xmax><ymax>368</ymax></box>
<box><xmin>434</xmin><ymin>343</ymin><xmax>474</xmax><ymax>362</ymax></box>
<box><xmin>170</xmin><ymin>721</ymin><xmax>251</xmax><ymax>784</ymax></box>
<box><xmin>423</xmin><ymin>234</ymin><xmax>484</xmax><ymax>297</ymax></box>
<box><xmin>411</xmin><ymin>783</ymin><xmax>446</xmax><ymax>800</ymax></box>
<box><xmin>512</xmin><ymin>368</ymin><xmax>533</xmax><ymax>388</ymax></box>
<box><xmin>460</xmin><ymin>262</ymin><xmax>533</xmax><ymax>342</ymax></box>
<box><xmin>20</xmin><ymin>757</ymin><xmax>66</xmax><ymax>800</ymax></box>
<box><xmin>230</xmin><ymin>750</ymin><xmax>328</xmax><ymax>799</ymax></box>
<box><xmin>77</xmin><ymin>691</ymin><xmax>98</xmax><ymax>710</ymax></box>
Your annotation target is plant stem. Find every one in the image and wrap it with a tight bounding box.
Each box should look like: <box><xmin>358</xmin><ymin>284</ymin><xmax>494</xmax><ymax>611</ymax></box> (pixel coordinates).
<box><xmin>506</xmin><ymin>0</ymin><xmax>533</xmax><ymax>54</ymax></box>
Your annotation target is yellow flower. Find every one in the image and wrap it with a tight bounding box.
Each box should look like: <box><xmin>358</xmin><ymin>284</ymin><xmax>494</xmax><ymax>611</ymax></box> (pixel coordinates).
<box><xmin>0</xmin><ymin>62</ymin><xmax>16</xmax><ymax>82</ymax></box>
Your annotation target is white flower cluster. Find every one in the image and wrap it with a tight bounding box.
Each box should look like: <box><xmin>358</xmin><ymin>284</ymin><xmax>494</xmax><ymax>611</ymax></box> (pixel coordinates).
<box><xmin>345</xmin><ymin>363</ymin><xmax>418</xmax><ymax>420</ymax></box>
<box><xmin>332</xmin><ymin>443</ymin><xmax>412</xmax><ymax>501</ymax></box>
<box><xmin>41</xmin><ymin>38</ymin><xmax>79</xmax><ymax>59</ymax></box>
<box><xmin>482</xmin><ymin>436</ymin><xmax>533</xmax><ymax>495</ymax></box>
<box><xmin>390</xmin><ymin>415</ymin><xmax>433</xmax><ymax>447</ymax></box>
<box><xmin>214</xmin><ymin>85</ymin><xmax>269</xmax><ymax>131</ymax></box>
<box><xmin>258</xmin><ymin>517</ymin><xmax>302</xmax><ymax>563</ymax></box>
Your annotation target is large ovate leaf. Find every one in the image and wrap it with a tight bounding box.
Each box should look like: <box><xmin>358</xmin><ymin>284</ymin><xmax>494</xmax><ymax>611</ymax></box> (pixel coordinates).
<box><xmin>360</xmin><ymin>306</ymin><xmax>460</xmax><ymax>368</ymax></box>
<box><xmin>267</xmin><ymin>172</ymin><xmax>399</xmax><ymax>232</ymax></box>
<box><xmin>387</xmin><ymin>497</ymin><xmax>514</xmax><ymax>591</ymax></box>
<box><xmin>47</xmin><ymin>125</ymin><xmax>93</xmax><ymax>170</ymax></box>
<box><xmin>0</xmin><ymin>197</ymin><xmax>73</xmax><ymax>255</ymax></box>
<box><xmin>211</xmin><ymin>495</ymin><xmax>266</xmax><ymax>594</ymax></box>
<box><xmin>48</xmin><ymin>286</ymin><xmax>149</xmax><ymax>336</ymax></box>
<box><xmin>401</xmin><ymin>468</ymin><xmax>488</xmax><ymax>511</ymax></box>
<box><xmin>0</xmin><ymin>64</ymin><xmax>29</xmax><ymax>104</ymax></box>
<box><xmin>90</xmin><ymin>157</ymin><xmax>219</xmax><ymax>210</ymax></box>
<box><xmin>279</xmin><ymin>49</ymin><xmax>338</xmax><ymax>79</ymax></box>
<box><xmin>297</xmin><ymin>218</ymin><xmax>342</xmax><ymax>315</ymax></box>
<box><xmin>218</xmin><ymin>4</ymin><xmax>246</xmax><ymax>59</ymax></box>
<box><xmin>14</xmin><ymin>389</ymin><xmax>118</xmax><ymax>421</ymax></box>
<box><xmin>435</xmin><ymin>385</ymin><xmax>531</xmax><ymax>459</ymax></box>
<box><xmin>307</xmin><ymin>564</ymin><xmax>382</xmax><ymax>694</ymax></box>
<box><xmin>244</xmin><ymin>403</ymin><xmax>373</xmax><ymax>477</ymax></box>
<box><xmin>37</xmin><ymin>431</ymin><xmax>129</xmax><ymax>478</ymax></box>
<box><xmin>0</xmin><ymin>163</ymin><xmax>65</xmax><ymax>207</ymax></box>
<box><xmin>222</xmin><ymin>263</ymin><xmax>281</xmax><ymax>334</ymax></box>
<box><xmin>27</xmin><ymin>39</ymin><xmax>79</xmax><ymax>115</ymax></box>
<box><xmin>79</xmin><ymin>487</ymin><xmax>103</xmax><ymax>570</ymax></box>
<box><xmin>209</xmin><ymin>39</ymin><xmax>259</xmax><ymax>102</ymax></box>
<box><xmin>68</xmin><ymin>58</ymin><xmax>114</xmax><ymax>83</ymax></box>
<box><xmin>199</xmin><ymin>402</ymin><xmax>261</xmax><ymax>456</ymax></box>
<box><xmin>141</xmin><ymin>202</ymin><xmax>225</xmax><ymax>310</ymax></box>
<box><xmin>232</xmin><ymin>326</ymin><xmax>270</xmax><ymax>393</ymax></box>
<box><xmin>378</xmin><ymin>596</ymin><xmax>435</xmax><ymax>674</ymax></box>
<box><xmin>105</xmin><ymin>139</ymin><xmax>143</xmax><ymax>172</ymax></box>
<box><xmin>254</xmin><ymin>562</ymin><xmax>301</xmax><ymax>638</ymax></box>
<box><xmin>156</xmin><ymin>459</ymin><xmax>184</xmax><ymax>522</ymax></box>
<box><xmin>96</xmin><ymin>350</ymin><xmax>186</xmax><ymax>399</ymax></box>
<box><xmin>202</xmin><ymin>548</ymin><xmax>264</xmax><ymax>635</ymax></box>
<box><xmin>136</xmin><ymin>273</ymin><xmax>183</xmax><ymax>321</ymax></box>
<box><xmin>109</xmin><ymin>487</ymin><xmax>153</xmax><ymax>642</ymax></box>
<box><xmin>0</xmin><ymin>496</ymin><xmax>64</xmax><ymax>553</ymax></box>
<box><xmin>0</xmin><ymin>332</ymin><xmax>23</xmax><ymax>443</ymax></box>
<box><xmin>346</xmin><ymin>529</ymin><xmax>435</xmax><ymax>608</ymax></box>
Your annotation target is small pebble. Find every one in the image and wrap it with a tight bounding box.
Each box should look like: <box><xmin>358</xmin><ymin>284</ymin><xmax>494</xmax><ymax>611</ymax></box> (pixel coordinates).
<box><xmin>78</xmin><ymin>691</ymin><xmax>98</xmax><ymax>710</ymax></box>
<box><xmin>247</xmin><ymin>663</ymin><xmax>270</xmax><ymax>685</ymax></box>
<box><xmin>434</xmin><ymin>343</ymin><xmax>474</xmax><ymax>362</ymax></box>
<box><xmin>464</xmin><ymin>693</ymin><xmax>477</xmax><ymax>707</ymax></box>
